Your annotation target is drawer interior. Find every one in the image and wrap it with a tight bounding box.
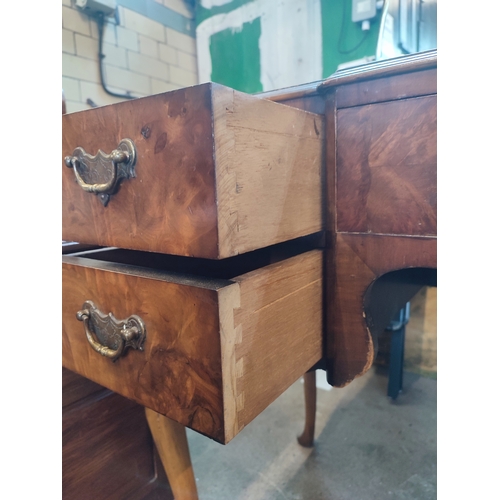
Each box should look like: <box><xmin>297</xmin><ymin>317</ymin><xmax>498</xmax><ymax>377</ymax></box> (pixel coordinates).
<box><xmin>66</xmin><ymin>232</ymin><xmax>324</xmax><ymax>283</ymax></box>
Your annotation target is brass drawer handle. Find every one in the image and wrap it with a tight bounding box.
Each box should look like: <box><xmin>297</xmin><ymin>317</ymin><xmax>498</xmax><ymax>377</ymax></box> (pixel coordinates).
<box><xmin>64</xmin><ymin>138</ymin><xmax>137</xmax><ymax>207</ymax></box>
<box><xmin>76</xmin><ymin>300</ymin><xmax>146</xmax><ymax>362</ymax></box>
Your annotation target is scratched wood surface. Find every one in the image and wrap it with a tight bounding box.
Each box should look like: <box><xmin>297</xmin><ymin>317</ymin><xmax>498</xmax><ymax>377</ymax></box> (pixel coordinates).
<box><xmin>62</xmin><ymin>249</ymin><xmax>322</xmax><ymax>444</ymax></box>
<box><xmin>62</xmin><ymin>83</ymin><xmax>323</xmax><ymax>259</ymax></box>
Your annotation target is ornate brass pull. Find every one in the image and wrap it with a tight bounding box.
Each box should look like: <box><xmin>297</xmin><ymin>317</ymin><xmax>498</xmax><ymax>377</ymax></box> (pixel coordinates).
<box><xmin>76</xmin><ymin>300</ymin><xmax>146</xmax><ymax>362</ymax></box>
<box><xmin>64</xmin><ymin>138</ymin><xmax>137</xmax><ymax>207</ymax></box>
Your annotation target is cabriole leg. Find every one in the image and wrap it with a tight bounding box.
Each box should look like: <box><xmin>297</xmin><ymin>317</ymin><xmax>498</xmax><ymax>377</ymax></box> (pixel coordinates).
<box><xmin>297</xmin><ymin>370</ymin><xmax>317</xmax><ymax>448</ymax></box>
<box><xmin>145</xmin><ymin>408</ymin><xmax>199</xmax><ymax>500</ymax></box>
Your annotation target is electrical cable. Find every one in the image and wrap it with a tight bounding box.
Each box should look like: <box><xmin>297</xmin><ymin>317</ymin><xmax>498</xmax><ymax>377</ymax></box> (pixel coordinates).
<box><xmin>337</xmin><ymin>0</ymin><xmax>370</xmax><ymax>55</ymax></box>
<box><xmin>96</xmin><ymin>12</ymin><xmax>135</xmax><ymax>100</ymax></box>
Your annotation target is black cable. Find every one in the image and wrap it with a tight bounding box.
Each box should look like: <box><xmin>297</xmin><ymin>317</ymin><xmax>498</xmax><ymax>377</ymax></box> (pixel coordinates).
<box><xmin>337</xmin><ymin>1</ymin><xmax>370</xmax><ymax>55</ymax></box>
<box><xmin>96</xmin><ymin>12</ymin><xmax>134</xmax><ymax>100</ymax></box>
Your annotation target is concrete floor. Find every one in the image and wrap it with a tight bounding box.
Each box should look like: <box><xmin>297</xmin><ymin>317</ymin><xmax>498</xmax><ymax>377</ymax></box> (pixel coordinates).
<box><xmin>186</xmin><ymin>368</ymin><xmax>436</xmax><ymax>500</ymax></box>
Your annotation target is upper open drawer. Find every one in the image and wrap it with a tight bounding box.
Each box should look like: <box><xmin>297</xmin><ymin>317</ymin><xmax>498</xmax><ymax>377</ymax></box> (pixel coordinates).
<box><xmin>62</xmin><ymin>83</ymin><xmax>324</xmax><ymax>259</ymax></box>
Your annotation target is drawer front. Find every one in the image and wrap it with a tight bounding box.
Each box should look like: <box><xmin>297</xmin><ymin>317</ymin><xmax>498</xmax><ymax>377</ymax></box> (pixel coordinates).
<box><xmin>62</xmin><ymin>83</ymin><xmax>323</xmax><ymax>259</ymax></box>
<box><xmin>62</xmin><ymin>250</ymin><xmax>323</xmax><ymax>444</ymax></box>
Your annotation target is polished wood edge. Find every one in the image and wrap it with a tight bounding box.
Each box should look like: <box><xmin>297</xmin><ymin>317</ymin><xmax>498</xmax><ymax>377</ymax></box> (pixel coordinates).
<box><xmin>256</xmin><ymin>81</ymin><xmax>322</xmax><ymax>102</ymax></box>
<box><xmin>318</xmin><ymin>50</ymin><xmax>437</xmax><ymax>91</ymax></box>
<box><xmin>337</xmin><ymin>232</ymin><xmax>437</xmax><ymax>240</ymax></box>
<box><xmin>257</xmin><ymin>50</ymin><xmax>437</xmax><ymax>103</ymax></box>
<box><xmin>62</xmin><ymin>242</ymin><xmax>102</xmax><ymax>254</ymax></box>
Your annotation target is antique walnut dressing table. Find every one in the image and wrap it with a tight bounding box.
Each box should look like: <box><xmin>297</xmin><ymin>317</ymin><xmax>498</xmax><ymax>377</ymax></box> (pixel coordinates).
<box><xmin>62</xmin><ymin>51</ymin><xmax>437</xmax><ymax>499</ymax></box>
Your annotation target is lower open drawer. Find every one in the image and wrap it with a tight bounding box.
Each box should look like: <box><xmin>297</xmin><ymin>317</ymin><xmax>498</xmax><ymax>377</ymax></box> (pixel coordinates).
<box><xmin>62</xmin><ymin>245</ymin><xmax>323</xmax><ymax>444</ymax></box>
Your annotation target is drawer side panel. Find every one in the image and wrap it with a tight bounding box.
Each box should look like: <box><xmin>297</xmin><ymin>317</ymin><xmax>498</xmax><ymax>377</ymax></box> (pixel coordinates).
<box><xmin>214</xmin><ymin>88</ymin><xmax>324</xmax><ymax>258</ymax></box>
<box><xmin>227</xmin><ymin>250</ymin><xmax>323</xmax><ymax>442</ymax></box>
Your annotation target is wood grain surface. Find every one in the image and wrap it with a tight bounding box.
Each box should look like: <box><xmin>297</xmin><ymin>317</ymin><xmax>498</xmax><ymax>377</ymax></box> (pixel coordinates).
<box><xmin>62</xmin><ymin>83</ymin><xmax>323</xmax><ymax>259</ymax></box>
<box><xmin>145</xmin><ymin>408</ymin><xmax>198</xmax><ymax>500</ymax></box>
<box><xmin>336</xmin><ymin>95</ymin><xmax>437</xmax><ymax>236</ymax></box>
<box><xmin>318</xmin><ymin>49</ymin><xmax>437</xmax><ymax>91</ymax></box>
<box><xmin>230</xmin><ymin>249</ymin><xmax>323</xmax><ymax>441</ymax></box>
<box><xmin>62</xmin><ymin>249</ymin><xmax>323</xmax><ymax>444</ymax></box>
<box><xmin>63</xmin><ymin>53</ymin><xmax>438</xmax><ymax>399</ymax></box>
<box><xmin>335</xmin><ymin>68</ymin><xmax>437</xmax><ymax>109</ymax></box>
<box><xmin>326</xmin><ymin>233</ymin><xmax>436</xmax><ymax>387</ymax></box>
<box><xmin>62</xmin><ymin>256</ymin><xmax>226</xmax><ymax>441</ymax></box>
<box><xmin>62</xmin><ymin>366</ymin><xmax>105</xmax><ymax>408</ymax></box>
<box><xmin>213</xmin><ymin>85</ymin><xmax>323</xmax><ymax>257</ymax></box>
<box><xmin>63</xmin><ymin>370</ymin><xmax>172</xmax><ymax>500</ymax></box>
<box><xmin>265</xmin><ymin>59</ymin><xmax>438</xmax><ymax>388</ymax></box>
<box><xmin>297</xmin><ymin>370</ymin><xmax>317</xmax><ymax>447</ymax></box>
<box><xmin>63</xmin><ymin>84</ymin><xmax>219</xmax><ymax>258</ymax></box>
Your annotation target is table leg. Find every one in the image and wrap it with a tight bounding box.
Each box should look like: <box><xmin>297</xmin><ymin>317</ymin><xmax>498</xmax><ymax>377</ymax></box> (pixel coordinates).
<box><xmin>145</xmin><ymin>408</ymin><xmax>199</xmax><ymax>500</ymax></box>
<box><xmin>297</xmin><ymin>370</ymin><xmax>316</xmax><ymax>447</ymax></box>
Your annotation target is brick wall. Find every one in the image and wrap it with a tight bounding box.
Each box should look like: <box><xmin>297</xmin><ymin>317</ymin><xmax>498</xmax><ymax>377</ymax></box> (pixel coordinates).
<box><xmin>62</xmin><ymin>0</ymin><xmax>198</xmax><ymax>113</ymax></box>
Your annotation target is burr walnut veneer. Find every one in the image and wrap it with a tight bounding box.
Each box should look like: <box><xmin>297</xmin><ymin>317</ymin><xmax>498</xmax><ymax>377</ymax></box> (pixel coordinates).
<box><xmin>62</xmin><ymin>83</ymin><xmax>323</xmax><ymax>259</ymax></box>
<box><xmin>262</xmin><ymin>49</ymin><xmax>437</xmax><ymax>389</ymax></box>
<box><xmin>62</xmin><ymin>81</ymin><xmax>324</xmax><ymax>452</ymax></box>
<box><xmin>62</xmin><ymin>50</ymin><xmax>437</xmax><ymax>499</ymax></box>
<box><xmin>62</xmin><ymin>246</ymin><xmax>323</xmax><ymax>444</ymax></box>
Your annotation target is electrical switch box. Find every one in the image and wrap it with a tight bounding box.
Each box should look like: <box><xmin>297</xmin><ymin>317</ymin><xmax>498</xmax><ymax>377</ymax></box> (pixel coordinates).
<box><xmin>352</xmin><ymin>0</ymin><xmax>376</xmax><ymax>23</ymax></box>
<box><xmin>75</xmin><ymin>0</ymin><xmax>116</xmax><ymax>17</ymax></box>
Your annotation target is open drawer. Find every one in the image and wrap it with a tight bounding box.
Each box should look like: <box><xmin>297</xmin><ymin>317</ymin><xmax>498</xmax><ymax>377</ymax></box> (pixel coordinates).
<box><xmin>62</xmin><ymin>242</ymin><xmax>323</xmax><ymax>444</ymax></box>
<box><xmin>62</xmin><ymin>83</ymin><xmax>323</xmax><ymax>259</ymax></box>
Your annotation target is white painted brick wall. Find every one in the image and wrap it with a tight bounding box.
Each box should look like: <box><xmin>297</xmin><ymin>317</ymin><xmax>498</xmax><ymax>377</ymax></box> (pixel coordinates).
<box><xmin>62</xmin><ymin>77</ymin><xmax>81</xmax><ymax>102</ymax></box>
<box><xmin>62</xmin><ymin>52</ymin><xmax>100</xmax><ymax>83</ymax></box>
<box><xmin>177</xmin><ymin>52</ymin><xmax>197</xmax><ymax>73</ymax></box>
<box><xmin>102</xmin><ymin>43</ymin><xmax>128</xmax><ymax>68</ymax></box>
<box><xmin>128</xmin><ymin>51</ymin><xmax>169</xmax><ymax>80</ymax></box>
<box><xmin>139</xmin><ymin>35</ymin><xmax>159</xmax><ymax>58</ymax></box>
<box><xmin>162</xmin><ymin>0</ymin><xmax>194</xmax><ymax>19</ymax></box>
<box><xmin>75</xmin><ymin>33</ymin><xmax>99</xmax><ymax>61</ymax></box>
<box><xmin>105</xmin><ymin>65</ymin><xmax>151</xmax><ymax>95</ymax></box>
<box><xmin>166</xmin><ymin>28</ymin><xmax>196</xmax><ymax>54</ymax></box>
<box><xmin>159</xmin><ymin>44</ymin><xmax>177</xmax><ymax>65</ymax></box>
<box><xmin>62</xmin><ymin>6</ymin><xmax>91</xmax><ymax>36</ymax></box>
<box><xmin>62</xmin><ymin>1</ymin><xmax>199</xmax><ymax>113</ymax></box>
<box><xmin>90</xmin><ymin>20</ymin><xmax>117</xmax><ymax>45</ymax></box>
<box><xmin>116</xmin><ymin>26</ymin><xmax>139</xmax><ymax>51</ymax></box>
<box><xmin>151</xmin><ymin>79</ymin><xmax>180</xmax><ymax>94</ymax></box>
<box><xmin>170</xmin><ymin>65</ymin><xmax>198</xmax><ymax>87</ymax></box>
<box><xmin>123</xmin><ymin>9</ymin><xmax>165</xmax><ymax>42</ymax></box>
<box><xmin>62</xmin><ymin>29</ymin><xmax>75</xmax><ymax>54</ymax></box>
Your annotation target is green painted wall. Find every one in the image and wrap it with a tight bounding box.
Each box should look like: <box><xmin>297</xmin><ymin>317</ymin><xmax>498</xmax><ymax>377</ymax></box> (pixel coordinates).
<box><xmin>196</xmin><ymin>0</ymin><xmax>252</xmax><ymax>24</ymax></box>
<box><xmin>196</xmin><ymin>0</ymin><xmax>383</xmax><ymax>91</ymax></box>
<box><xmin>209</xmin><ymin>18</ymin><xmax>263</xmax><ymax>93</ymax></box>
